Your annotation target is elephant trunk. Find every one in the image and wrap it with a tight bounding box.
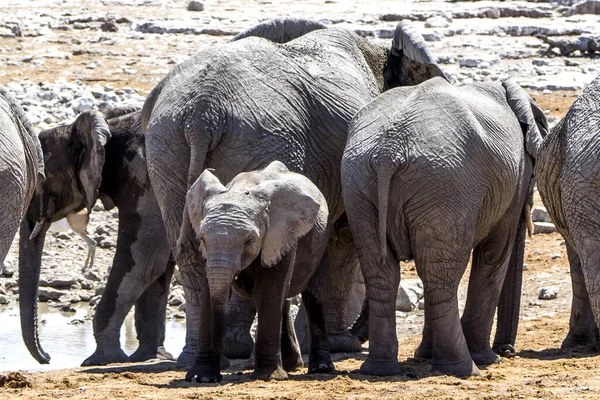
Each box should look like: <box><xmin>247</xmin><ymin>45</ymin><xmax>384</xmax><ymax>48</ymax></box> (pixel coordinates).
<box><xmin>206</xmin><ymin>260</ymin><xmax>236</xmax><ymax>353</ymax></box>
<box><xmin>18</xmin><ymin>218</ymin><xmax>51</xmax><ymax>364</ymax></box>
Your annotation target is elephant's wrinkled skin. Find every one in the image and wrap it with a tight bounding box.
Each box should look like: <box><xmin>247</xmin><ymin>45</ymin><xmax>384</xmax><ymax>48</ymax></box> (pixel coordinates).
<box><xmin>341</xmin><ymin>77</ymin><xmax>546</xmax><ymax>376</ymax></box>
<box><xmin>537</xmin><ymin>75</ymin><xmax>600</xmax><ymax>352</ymax></box>
<box><xmin>19</xmin><ymin>107</ymin><xmax>175</xmax><ymax>366</ymax></box>
<box><xmin>0</xmin><ymin>86</ymin><xmax>45</xmax><ymax>362</ymax></box>
<box><xmin>182</xmin><ymin>161</ymin><xmax>333</xmax><ymax>382</ymax></box>
<box><xmin>142</xmin><ymin>18</ymin><xmax>445</xmax><ymax>373</ymax></box>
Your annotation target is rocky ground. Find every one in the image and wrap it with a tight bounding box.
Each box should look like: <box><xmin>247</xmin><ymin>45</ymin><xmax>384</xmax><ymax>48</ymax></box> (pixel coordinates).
<box><xmin>1</xmin><ymin>0</ymin><xmax>599</xmax><ymax>398</ymax></box>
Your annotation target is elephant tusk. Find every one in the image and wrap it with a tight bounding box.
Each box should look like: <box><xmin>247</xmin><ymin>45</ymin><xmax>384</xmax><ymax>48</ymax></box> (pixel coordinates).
<box><xmin>29</xmin><ymin>219</ymin><xmax>45</xmax><ymax>240</ymax></box>
<box><xmin>524</xmin><ymin>203</ymin><xmax>533</xmax><ymax>238</ymax></box>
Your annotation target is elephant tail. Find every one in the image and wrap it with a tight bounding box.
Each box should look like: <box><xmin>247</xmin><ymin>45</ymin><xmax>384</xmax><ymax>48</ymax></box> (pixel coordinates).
<box><xmin>376</xmin><ymin>153</ymin><xmax>402</xmax><ymax>264</ymax></box>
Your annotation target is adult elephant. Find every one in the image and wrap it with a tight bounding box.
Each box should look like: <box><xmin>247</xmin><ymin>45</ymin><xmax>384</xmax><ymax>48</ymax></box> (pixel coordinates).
<box><xmin>0</xmin><ymin>86</ymin><xmax>44</xmax><ymax>274</ymax></box>
<box><xmin>536</xmin><ymin>75</ymin><xmax>600</xmax><ymax>351</ymax></box>
<box><xmin>142</xmin><ymin>18</ymin><xmax>445</xmax><ymax>375</ymax></box>
<box><xmin>341</xmin><ymin>78</ymin><xmax>546</xmax><ymax>376</ymax></box>
<box><xmin>19</xmin><ymin>107</ymin><xmax>176</xmax><ymax>365</ymax></box>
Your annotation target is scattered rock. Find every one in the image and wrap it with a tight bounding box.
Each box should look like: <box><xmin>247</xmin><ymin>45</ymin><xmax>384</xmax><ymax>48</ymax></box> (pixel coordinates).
<box><xmin>59</xmin><ymin>305</ymin><xmax>77</xmax><ymax>313</ymax></box>
<box><xmin>168</xmin><ymin>287</ymin><xmax>185</xmax><ymax>306</ymax></box>
<box><xmin>533</xmin><ymin>222</ymin><xmax>557</xmax><ymax>234</ymax></box>
<box><xmin>396</xmin><ymin>279</ymin><xmax>424</xmax><ymax>312</ymax></box>
<box><xmin>187</xmin><ymin>0</ymin><xmax>204</xmax><ymax>11</ymax></box>
<box><xmin>538</xmin><ymin>287</ymin><xmax>558</xmax><ymax>300</ymax></box>
<box><xmin>39</xmin><ymin>276</ymin><xmax>78</xmax><ymax>289</ymax></box>
<box><xmin>84</xmin><ymin>269</ymin><xmax>103</xmax><ymax>282</ymax></box>
<box><xmin>0</xmin><ymin>295</ymin><xmax>10</xmax><ymax>305</ymax></box>
<box><xmin>531</xmin><ymin>206</ymin><xmax>552</xmax><ymax>223</ymax></box>
<box><xmin>38</xmin><ymin>287</ymin><xmax>67</xmax><ymax>302</ymax></box>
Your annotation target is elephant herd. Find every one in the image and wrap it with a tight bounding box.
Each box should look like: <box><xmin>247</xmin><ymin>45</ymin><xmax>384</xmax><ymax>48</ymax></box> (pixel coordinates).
<box><xmin>1</xmin><ymin>17</ymin><xmax>599</xmax><ymax>381</ymax></box>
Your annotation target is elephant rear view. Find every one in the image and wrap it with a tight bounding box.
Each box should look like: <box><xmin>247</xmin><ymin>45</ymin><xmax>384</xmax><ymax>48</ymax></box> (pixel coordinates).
<box><xmin>341</xmin><ymin>77</ymin><xmax>545</xmax><ymax>376</ymax></box>
<box><xmin>537</xmin><ymin>75</ymin><xmax>600</xmax><ymax>351</ymax></box>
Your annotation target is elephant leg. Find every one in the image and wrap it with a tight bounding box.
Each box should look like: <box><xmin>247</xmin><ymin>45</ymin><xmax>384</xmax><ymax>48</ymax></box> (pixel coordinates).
<box><xmin>146</xmin><ymin>127</ymin><xmax>209</xmax><ymax>369</ymax></box>
<box><xmin>301</xmin><ymin>288</ymin><xmax>335</xmax><ymax>374</ymax></box>
<box><xmin>280</xmin><ymin>299</ymin><xmax>303</xmax><ymax>372</ymax></box>
<box><xmin>414</xmin><ymin>310</ymin><xmax>433</xmax><ymax>360</ymax></box>
<box><xmin>561</xmin><ymin>243</ymin><xmax>598</xmax><ymax>351</ymax></box>
<box><xmin>461</xmin><ymin>220</ymin><xmax>515</xmax><ymax>366</ymax></box>
<box><xmin>323</xmin><ymin>236</ymin><xmax>364</xmax><ymax>353</ymax></box>
<box><xmin>493</xmin><ymin>213</ymin><xmax>526</xmax><ymax>357</ymax></box>
<box><xmin>83</xmin><ymin>210</ymin><xmax>172</xmax><ymax>367</ymax></box>
<box><xmin>185</xmin><ymin>273</ymin><xmax>223</xmax><ymax>383</ymax></box>
<box><xmin>129</xmin><ymin>260</ymin><xmax>176</xmax><ymax>362</ymax></box>
<box><xmin>251</xmin><ymin>251</ymin><xmax>297</xmax><ymax>381</ymax></box>
<box><xmin>349</xmin><ymin>297</ymin><xmax>369</xmax><ymax>345</ymax></box>
<box><xmin>223</xmin><ymin>291</ymin><xmax>256</xmax><ymax>359</ymax></box>
<box><xmin>414</xmin><ymin>227</ymin><xmax>479</xmax><ymax>377</ymax></box>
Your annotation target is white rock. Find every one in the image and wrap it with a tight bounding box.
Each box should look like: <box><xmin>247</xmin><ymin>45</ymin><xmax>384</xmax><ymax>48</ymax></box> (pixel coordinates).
<box><xmin>396</xmin><ymin>279</ymin><xmax>424</xmax><ymax>312</ymax></box>
<box><xmin>531</xmin><ymin>206</ymin><xmax>552</xmax><ymax>223</ymax></box>
<box><xmin>533</xmin><ymin>222</ymin><xmax>557</xmax><ymax>234</ymax></box>
<box><xmin>538</xmin><ymin>287</ymin><xmax>558</xmax><ymax>300</ymax></box>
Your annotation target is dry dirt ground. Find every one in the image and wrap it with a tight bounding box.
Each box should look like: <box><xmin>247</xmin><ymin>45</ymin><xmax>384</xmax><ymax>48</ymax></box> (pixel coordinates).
<box><xmin>1</xmin><ymin>0</ymin><xmax>597</xmax><ymax>399</ymax></box>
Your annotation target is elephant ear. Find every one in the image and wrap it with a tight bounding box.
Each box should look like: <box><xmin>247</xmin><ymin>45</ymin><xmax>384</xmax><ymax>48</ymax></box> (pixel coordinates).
<box><xmin>388</xmin><ymin>21</ymin><xmax>447</xmax><ymax>87</ymax></box>
<box><xmin>502</xmin><ymin>80</ymin><xmax>547</xmax><ymax>159</ymax></box>
<box><xmin>185</xmin><ymin>169</ymin><xmax>227</xmax><ymax>229</ymax></box>
<box><xmin>260</xmin><ymin>179</ymin><xmax>321</xmax><ymax>268</ymax></box>
<box><xmin>71</xmin><ymin>110</ymin><xmax>111</xmax><ymax>211</ymax></box>
<box><xmin>231</xmin><ymin>17</ymin><xmax>326</xmax><ymax>44</ymax></box>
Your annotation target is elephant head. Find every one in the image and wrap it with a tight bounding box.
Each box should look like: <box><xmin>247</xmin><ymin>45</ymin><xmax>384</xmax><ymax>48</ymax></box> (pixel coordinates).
<box><xmin>19</xmin><ymin>109</ymin><xmax>111</xmax><ymax>364</ymax></box>
<box><xmin>181</xmin><ymin>161</ymin><xmax>322</xmax><ymax>350</ymax></box>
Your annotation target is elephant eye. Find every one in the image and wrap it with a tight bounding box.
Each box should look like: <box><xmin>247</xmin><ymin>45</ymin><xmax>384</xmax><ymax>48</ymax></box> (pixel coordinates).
<box><xmin>244</xmin><ymin>237</ymin><xmax>254</xmax><ymax>247</ymax></box>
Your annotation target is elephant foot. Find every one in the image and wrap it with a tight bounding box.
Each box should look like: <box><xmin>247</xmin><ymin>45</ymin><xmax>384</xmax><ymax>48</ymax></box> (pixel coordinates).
<box><xmin>308</xmin><ymin>357</ymin><xmax>335</xmax><ymax>374</ymax></box>
<box><xmin>128</xmin><ymin>346</ymin><xmax>174</xmax><ymax>363</ymax></box>
<box><xmin>223</xmin><ymin>330</ymin><xmax>254</xmax><ymax>359</ymax></box>
<box><xmin>414</xmin><ymin>341</ymin><xmax>433</xmax><ymax>360</ymax></box>
<box><xmin>493</xmin><ymin>343</ymin><xmax>516</xmax><ymax>358</ymax></box>
<box><xmin>469</xmin><ymin>348</ymin><xmax>501</xmax><ymax>366</ymax></box>
<box><xmin>432</xmin><ymin>357</ymin><xmax>480</xmax><ymax>378</ymax></box>
<box><xmin>328</xmin><ymin>332</ymin><xmax>362</xmax><ymax>353</ymax></box>
<box><xmin>561</xmin><ymin>333</ymin><xmax>598</xmax><ymax>352</ymax></box>
<box><xmin>185</xmin><ymin>364</ymin><xmax>222</xmax><ymax>383</ymax></box>
<box><xmin>251</xmin><ymin>366</ymin><xmax>288</xmax><ymax>381</ymax></box>
<box><xmin>359</xmin><ymin>357</ymin><xmax>402</xmax><ymax>376</ymax></box>
<box><xmin>176</xmin><ymin>346</ymin><xmax>195</xmax><ymax>369</ymax></box>
<box><xmin>81</xmin><ymin>347</ymin><xmax>129</xmax><ymax>366</ymax></box>
<box><xmin>282</xmin><ymin>351</ymin><xmax>303</xmax><ymax>372</ymax></box>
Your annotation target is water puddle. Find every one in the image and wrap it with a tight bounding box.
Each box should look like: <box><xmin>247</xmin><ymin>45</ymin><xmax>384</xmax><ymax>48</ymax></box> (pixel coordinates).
<box><xmin>0</xmin><ymin>303</ymin><xmax>186</xmax><ymax>372</ymax></box>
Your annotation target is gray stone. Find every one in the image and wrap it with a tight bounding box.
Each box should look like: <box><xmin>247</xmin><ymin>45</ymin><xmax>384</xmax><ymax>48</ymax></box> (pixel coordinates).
<box><xmin>187</xmin><ymin>0</ymin><xmax>204</xmax><ymax>11</ymax></box>
<box><xmin>168</xmin><ymin>288</ymin><xmax>185</xmax><ymax>306</ymax></box>
<box><xmin>84</xmin><ymin>269</ymin><xmax>103</xmax><ymax>282</ymax></box>
<box><xmin>531</xmin><ymin>206</ymin><xmax>552</xmax><ymax>223</ymax></box>
<box><xmin>564</xmin><ymin>0</ymin><xmax>600</xmax><ymax>16</ymax></box>
<box><xmin>59</xmin><ymin>292</ymin><xmax>82</xmax><ymax>303</ymax></box>
<box><xmin>533</xmin><ymin>222</ymin><xmax>557</xmax><ymax>234</ymax></box>
<box><xmin>538</xmin><ymin>287</ymin><xmax>558</xmax><ymax>300</ymax></box>
<box><xmin>38</xmin><ymin>287</ymin><xmax>67</xmax><ymax>302</ymax></box>
<box><xmin>39</xmin><ymin>276</ymin><xmax>78</xmax><ymax>289</ymax></box>
<box><xmin>0</xmin><ymin>295</ymin><xmax>10</xmax><ymax>305</ymax></box>
<box><xmin>424</xmin><ymin>16</ymin><xmax>451</xmax><ymax>29</ymax></box>
<box><xmin>396</xmin><ymin>279</ymin><xmax>424</xmax><ymax>312</ymax></box>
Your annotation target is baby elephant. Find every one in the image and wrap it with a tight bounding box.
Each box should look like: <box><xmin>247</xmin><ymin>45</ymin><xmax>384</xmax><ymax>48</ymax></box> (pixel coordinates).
<box><xmin>181</xmin><ymin>160</ymin><xmax>334</xmax><ymax>382</ymax></box>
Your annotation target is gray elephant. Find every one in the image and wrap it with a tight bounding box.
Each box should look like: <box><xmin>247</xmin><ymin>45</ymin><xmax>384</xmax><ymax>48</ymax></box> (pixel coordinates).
<box><xmin>0</xmin><ymin>85</ymin><xmax>44</xmax><ymax>277</ymax></box>
<box><xmin>536</xmin><ymin>74</ymin><xmax>600</xmax><ymax>351</ymax></box>
<box><xmin>19</xmin><ymin>107</ymin><xmax>175</xmax><ymax>365</ymax></box>
<box><xmin>182</xmin><ymin>161</ymin><xmax>333</xmax><ymax>381</ymax></box>
<box><xmin>142</xmin><ymin>17</ymin><xmax>445</xmax><ymax>375</ymax></box>
<box><xmin>341</xmin><ymin>77</ymin><xmax>546</xmax><ymax>376</ymax></box>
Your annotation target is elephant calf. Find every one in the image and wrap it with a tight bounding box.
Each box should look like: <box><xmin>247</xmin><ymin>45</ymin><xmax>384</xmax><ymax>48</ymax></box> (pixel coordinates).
<box><xmin>181</xmin><ymin>161</ymin><xmax>334</xmax><ymax>382</ymax></box>
<box><xmin>342</xmin><ymin>77</ymin><xmax>546</xmax><ymax>377</ymax></box>
<box><xmin>537</xmin><ymin>74</ymin><xmax>600</xmax><ymax>351</ymax></box>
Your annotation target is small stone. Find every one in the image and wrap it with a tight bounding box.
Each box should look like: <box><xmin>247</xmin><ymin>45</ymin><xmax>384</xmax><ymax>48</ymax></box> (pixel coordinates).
<box><xmin>100</xmin><ymin>21</ymin><xmax>118</xmax><ymax>32</ymax></box>
<box><xmin>187</xmin><ymin>1</ymin><xmax>204</xmax><ymax>11</ymax></box>
<box><xmin>542</xmin><ymin>89</ymin><xmax>553</xmax><ymax>95</ymax></box>
<box><xmin>99</xmin><ymin>240</ymin><xmax>114</xmax><ymax>249</ymax></box>
<box><xmin>551</xmin><ymin>254</ymin><xmax>561</xmax><ymax>259</ymax></box>
<box><xmin>0</xmin><ymin>295</ymin><xmax>10</xmax><ymax>305</ymax></box>
<box><xmin>84</xmin><ymin>269</ymin><xmax>103</xmax><ymax>282</ymax></box>
<box><xmin>168</xmin><ymin>288</ymin><xmax>185</xmax><ymax>306</ymax></box>
<box><xmin>59</xmin><ymin>305</ymin><xmax>76</xmax><ymax>313</ymax></box>
<box><xmin>538</xmin><ymin>287</ymin><xmax>558</xmax><ymax>300</ymax></box>
<box><xmin>523</xmin><ymin>264</ymin><xmax>528</xmax><ymax>271</ymax></box>
<box><xmin>80</xmin><ymin>280</ymin><xmax>94</xmax><ymax>290</ymax></box>
<box><xmin>95</xmin><ymin>284</ymin><xmax>106</xmax><ymax>296</ymax></box>
<box><xmin>531</xmin><ymin>206</ymin><xmax>552</xmax><ymax>223</ymax></box>
<box><xmin>38</xmin><ymin>287</ymin><xmax>67</xmax><ymax>302</ymax></box>
<box><xmin>533</xmin><ymin>222</ymin><xmax>557</xmax><ymax>235</ymax></box>
<box><xmin>417</xmin><ymin>299</ymin><xmax>425</xmax><ymax>310</ymax></box>
<box><xmin>69</xmin><ymin>319</ymin><xmax>85</xmax><ymax>325</ymax></box>
<box><xmin>173</xmin><ymin>313</ymin><xmax>186</xmax><ymax>319</ymax></box>
<box><xmin>396</xmin><ymin>279</ymin><xmax>424</xmax><ymax>312</ymax></box>
<box><xmin>89</xmin><ymin>295</ymin><xmax>102</xmax><ymax>307</ymax></box>
<box><xmin>533</xmin><ymin>249</ymin><xmax>543</xmax><ymax>255</ymax></box>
